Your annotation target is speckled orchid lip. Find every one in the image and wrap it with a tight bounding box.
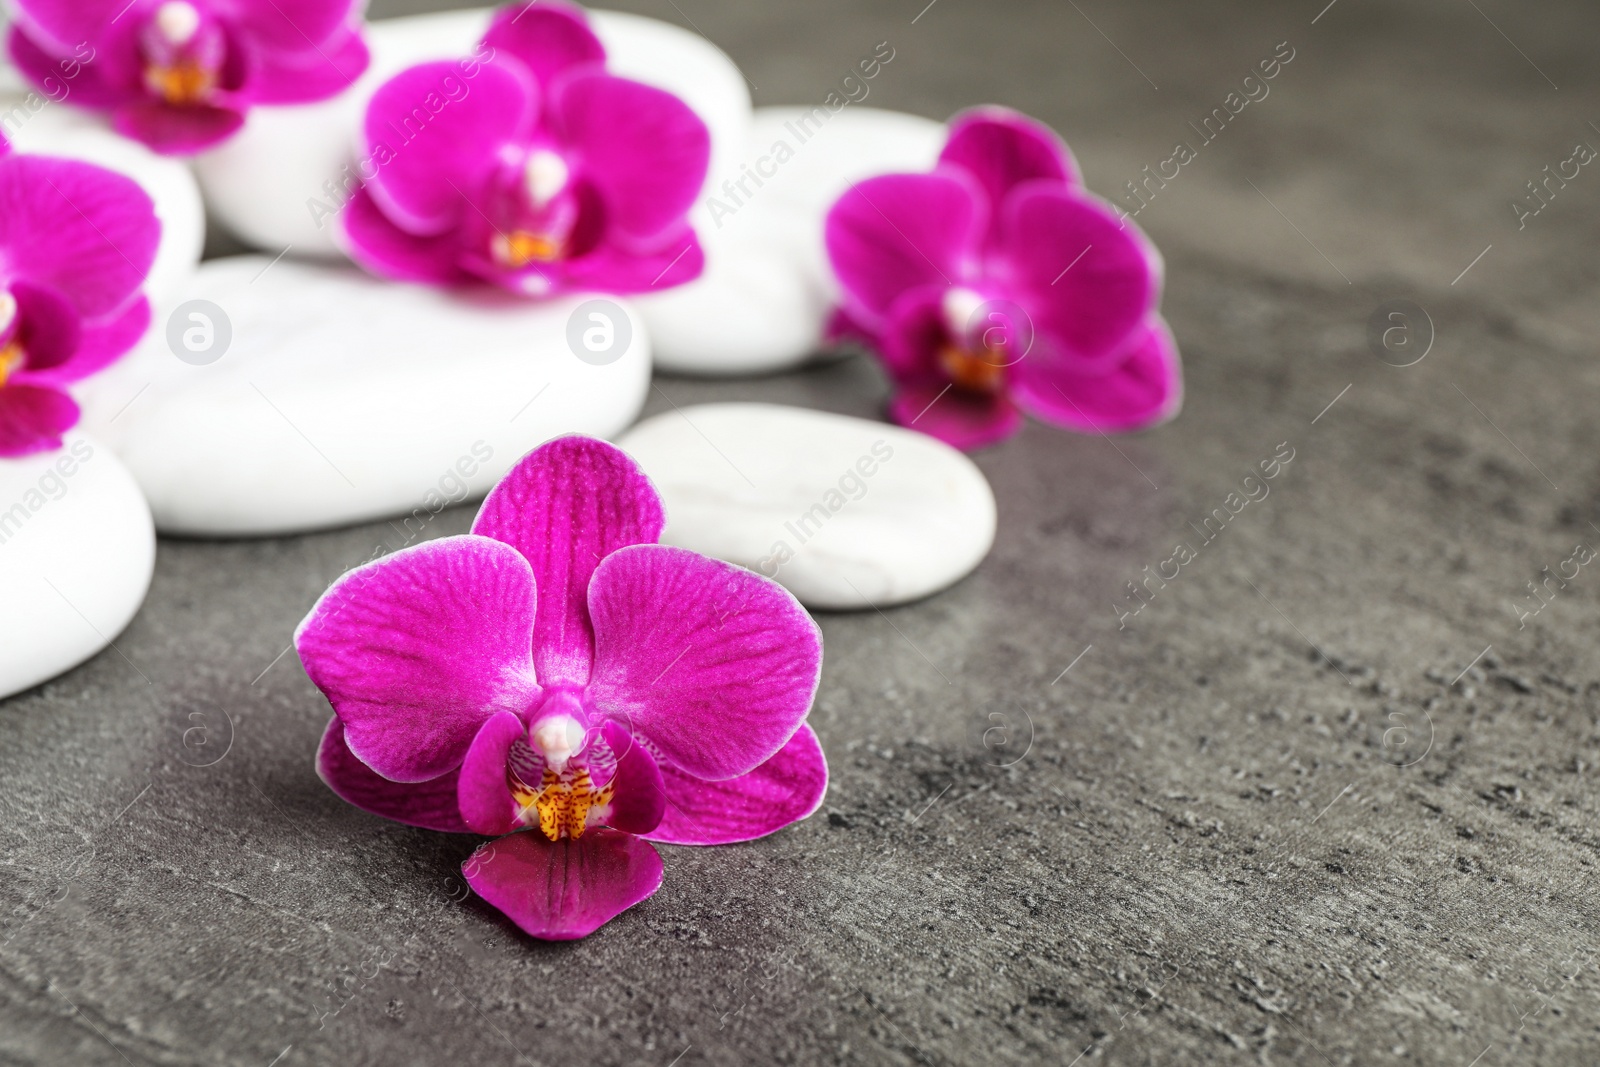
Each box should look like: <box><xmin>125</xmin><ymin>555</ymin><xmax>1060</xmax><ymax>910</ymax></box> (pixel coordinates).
<box><xmin>0</xmin><ymin>133</ymin><xmax>159</xmax><ymax>458</ymax></box>
<box><xmin>340</xmin><ymin>1</ymin><xmax>710</xmax><ymax>298</ymax></box>
<box><xmin>7</xmin><ymin>0</ymin><xmax>370</xmax><ymax>155</ymax></box>
<box><xmin>298</xmin><ymin>436</ymin><xmax>828</xmax><ymax>941</ymax></box>
<box><xmin>825</xmin><ymin>106</ymin><xmax>1183</xmax><ymax>451</ymax></box>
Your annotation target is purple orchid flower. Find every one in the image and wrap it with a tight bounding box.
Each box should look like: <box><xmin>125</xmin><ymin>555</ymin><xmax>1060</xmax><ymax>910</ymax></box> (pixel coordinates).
<box><xmin>0</xmin><ymin>135</ymin><xmax>159</xmax><ymax>457</ymax></box>
<box><xmin>7</xmin><ymin>0</ymin><xmax>370</xmax><ymax>155</ymax></box>
<box><xmin>296</xmin><ymin>436</ymin><xmax>827</xmax><ymax>940</ymax></box>
<box><xmin>341</xmin><ymin>1</ymin><xmax>709</xmax><ymax>297</ymax></box>
<box><xmin>824</xmin><ymin>106</ymin><xmax>1182</xmax><ymax>451</ymax></box>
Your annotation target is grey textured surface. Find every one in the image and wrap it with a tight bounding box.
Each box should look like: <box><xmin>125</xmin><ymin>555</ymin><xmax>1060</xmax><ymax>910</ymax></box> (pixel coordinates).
<box><xmin>6</xmin><ymin>0</ymin><xmax>1600</xmax><ymax>1064</ymax></box>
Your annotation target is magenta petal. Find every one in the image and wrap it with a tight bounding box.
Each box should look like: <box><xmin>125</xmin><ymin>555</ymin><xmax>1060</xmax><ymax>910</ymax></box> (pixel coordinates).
<box><xmin>294</xmin><ymin>536</ymin><xmax>541</xmax><ymax>783</ymax></box>
<box><xmin>0</xmin><ymin>155</ymin><xmax>158</xmax><ymax>317</ymax></box>
<box><xmin>463</xmin><ymin>828</ymin><xmax>662</xmax><ymax>941</ymax></box>
<box><xmin>825</xmin><ymin>172</ymin><xmax>982</xmax><ymax>325</ymax></box>
<box><xmin>1002</xmin><ymin>185</ymin><xmax>1158</xmax><ymax>367</ymax></box>
<box><xmin>939</xmin><ymin>107</ymin><xmax>1080</xmax><ymax>230</ymax></box>
<box><xmin>457</xmin><ymin>712</ymin><xmax>526</xmax><ymax>836</ymax></box>
<box><xmin>316</xmin><ymin>717</ymin><xmax>470</xmax><ymax>833</ymax></box>
<box><xmin>363</xmin><ymin>60</ymin><xmax>535</xmax><ymax>235</ymax></box>
<box><xmin>249</xmin><ymin>23</ymin><xmax>370</xmax><ymax>104</ymax></box>
<box><xmin>824</xmin><ymin>303</ymin><xmax>879</xmax><ymax>350</ymax></box>
<box><xmin>647</xmin><ymin>724</ymin><xmax>827</xmax><ymax>846</ymax></box>
<box><xmin>10</xmin><ymin>0</ymin><xmax>127</xmax><ymax>45</ymax></box>
<box><xmin>341</xmin><ymin>187</ymin><xmax>470</xmax><ymax>285</ymax></box>
<box><xmin>483</xmin><ymin>2</ymin><xmax>605</xmax><ymax>92</ymax></box>
<box><xmin>41</xmin><ymin>297</ymin><xmax>149</xmax><ymax>384</ymax></box>
<box><xmin>887</xmin><ymin>383</ymin><xmax>1022</xmax><ymax>452</ymax></box>
<box><xmin>11</xmin><ymin>282</ymin><xmax>81</xmax><ymax>372</ymax></box>
<box><xmin>879</xmin><ymin>284</ymin><xmax>953</xmax><ymax>385</ymax></box>
<box><xmin>600</xmin><ymin>721</ymin><xmax>665</xmax><ymax>836</ymax></box>
<box><xmin>472</xmin><ymin>437</ymin><xmax>665</xmax><ymax>687</ymax></box>
<box><xmin>562</xmin><ymin>230</ymin><xmax>704</xmax><ymax>293</ymax></box>
<box><xmin>113</xmin><ymin>101</ymin><xmax>245</xmax><ymax>155</ymax></box>
<box><xmin>215</xmin><ymin>0</ymin><xmax>357</xmax><ymax>52</ymax></box>
<box><xmin>586</xmin><ymin>544</ymin><xmax>822</xmax><ymax>781</ymax></box>
<box><xmin>8</xmin><ymin>27</ymin><xmax>130</xmax><ymax>109</ymax></box>
<box><xmin>554</xmin><ymin>71</ymin><xmax>709</xmax><ymax>241</ymax></box>
<box><xmin>0</xmin><ymin>382</ymin><xmax>78</xmax><ymax>456</ymax></box>
<box><xmin>1015</xmin><ymin>316</ymin><xmax>1183</xmax><ymax>433</ymax></box>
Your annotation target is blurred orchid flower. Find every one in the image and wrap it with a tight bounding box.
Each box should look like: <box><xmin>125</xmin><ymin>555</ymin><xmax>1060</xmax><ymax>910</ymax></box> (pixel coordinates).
<box><xmin>826</xmin><ymin>107</ymin><xmax>1181</xmax><ymax>451</ymax></box>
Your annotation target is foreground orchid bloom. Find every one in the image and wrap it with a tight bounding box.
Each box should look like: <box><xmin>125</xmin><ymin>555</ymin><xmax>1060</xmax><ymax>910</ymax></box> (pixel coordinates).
<box><xmin>298</xmin><ymin>436</ymin><xmax>826</xmax><ymax>940</ymax></box>
<box><xmin>0</xmin><ymin>136</ymin><xmax>158</xmax><ymax>457</ymax></box>
<box><xmin>8</xmin><ymin>0</ymin><xmax>369</xmax><ymax>154</ymax></box>
<box><xmin>825</xmin><ymin>107</ymin><xmax>1182</xmax><ymax>451</ymax></box>
<box><xmin>343</xmin><ymin>1</ymin><xmax>709</xmax><ymax>296</ymax></box>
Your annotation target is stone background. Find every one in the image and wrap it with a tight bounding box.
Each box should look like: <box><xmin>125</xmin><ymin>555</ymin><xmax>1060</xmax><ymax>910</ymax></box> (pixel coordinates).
<box><xmin>4</xmin><ymin>0</ymin><xmax>1600</xmax><ymax>1064</ymax></box>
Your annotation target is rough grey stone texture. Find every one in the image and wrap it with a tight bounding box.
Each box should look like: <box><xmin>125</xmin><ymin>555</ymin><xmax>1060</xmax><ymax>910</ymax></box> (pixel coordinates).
<box><xmin>7</xmin><ymin>0</ymin><xmax>1600</xmax><ymax>1064</ymax></box>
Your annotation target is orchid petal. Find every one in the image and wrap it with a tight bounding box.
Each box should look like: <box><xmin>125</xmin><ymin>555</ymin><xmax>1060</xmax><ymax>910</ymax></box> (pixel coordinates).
<box><xmin>211</xmin><ymin>0</ymin><xmax>358</xmax><ymax>52</ymax></box>
<box><xmin>483</xmin><ymin>2</ymin><xmax>605</xmax><ymax>92</ymax></box>
<box><xmin>294</xmin><ymin>536</ymin><xmax>540</xmax><ymax>783</ymax></box>
<box><xmin>340</xmin><ymin>187</ymin><xmax>471</xmax><ymax>286</ymax></box>
<box><xmin>561</xmin><ymin>229</ymin><xmax>704</xmax><ymax>293</ymax></box>
<box><xmin>316</xmin><ymin>718</ymin><xmax>469</xmax><ymax>833</ymax></box>
<box><xmin>0</xmin><ymin>154</ymin><xmax>158</xmax><ymax>317</ymax></box>
<box><xmin>457</xmin><ymin>711</ymin><xmax>526</xmax><ymax>836</ymax></box>
<box><xmin>113</xmin><ymin>101</ymin><xmax>245</xmax><ymax>155</ymax></box>
<box><xmin>0</xmin><ymin>382</ymin><xmax>77</xmax><ymax>456</ymax></box>
<box><xmin>9</xmin><ymin>0</ymin><xmax>128</xmax><ymax>46</ymax></box>
<box><xmin>824</xmin><ymin>303</ymin><xmax>879</xmax><ymax>350</ymax></box>
<box><xmin>600</xmin><ymin>721</ymin><xmax>665</xmax><ymax>836</ymax></box>
<box><xmin>471</xmin><ymin>437</ymin><xmax>665</xmax><ymax>688</ymax></box>
<box><xmin>1002</xmin><ymin>185</ymin><xmax>1158</xmax><ymax>367</ymax></box>
<box><xmin>249</xmin><ymin>23</ymin><xmax>370</xmax><ymax>104</ymax></box>
<box><xmin>553</xmin><ymin>71</ymin><xmax>709</xmax><ymax>242</ymax></box>
<box><xmin>363</xmin><ymin>60</ymin><xmax>536</xmax><ymax>235</ymax></box>
<box><xmin>39</xmin><ymin>297</ymin><xmax>149</xmax><ymax>384</ymax></box>
<box><xmin>939</xmin><ymin>107</ymin><xmax>1080</xmax><ymax>230</ymax></box>
<box><xmin>1015</xmin><ymin>316</ymin><xmax>1183</xmax><ymax>433</ymax></box>
<box><xmin>8</xmin><ymin>26</ymin><xmax>129</xmax><ymax>109</ymax></box>
<box><xmin>878</xmin><ymin>284</ymin><xmax>953</xmax><ymax>385</ymax></box>
<box><xmin>463</xmin><ymin>828</ymin><xmax>662</xmax><ymax>941</ymax></box>
<box><xmin>586</xmin><ymin>544</ymin><xmax>822</xmax><ymax>781</ymax></box>
<box><xmin>824</xmin><ymin>171</ymin><xmax>981</xmax><ymax>325</ymax></box>
<box><xmin>10</xmin><ymin>282</ymin><xmax>81</xmax><ymax>373</ymax></box>
<box><xmin>646</xmin><ymin>724</ymin><xmax>827</xmax><ymax>845</ymax></box>
<box><xmin>886</xmin><ymin>382</ymin><xmax>1023</xmax><ymax>451</ymax></box>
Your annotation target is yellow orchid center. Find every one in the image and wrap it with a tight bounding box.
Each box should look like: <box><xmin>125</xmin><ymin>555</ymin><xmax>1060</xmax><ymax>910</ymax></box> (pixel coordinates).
<box><xmin>493</xmin><ymin>230</ymin><xmax>564</xmax><ymax>269</ymax></box>
<box><xmin>939</xmin><ymin>343</ymin><xmax>1008</xmax><ymax>393</ymax></box>
<box><xmin>0</xmin><ymin>340</ymin><xmax>23</xmax><ymax>387</ymax></box>
<box><xmin>146</xmin><ymin>60</ymin><xmax>216</xmax><ymax>105</ymax></box>
<box><xmin>143</xmin><ymin>2</ymin><xmax>215</xmax><ymax>105</ymax></box>
<box><xmin>490</xmin><ymin>150</ymin><xmax>574</xmax><ymax>269</ymax></box>
<box><xmin>0</xmin><ymin>292</ymin><xmax>21</xmax><ymax>387</ymax></box>
<box><xmin>512</xmin><ymin>766</ymin><xmax>615</xmax><ymax>841</ymax></box>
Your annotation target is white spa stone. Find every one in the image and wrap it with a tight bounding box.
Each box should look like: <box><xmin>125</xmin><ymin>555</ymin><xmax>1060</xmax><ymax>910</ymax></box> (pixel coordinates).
<box><xmin>0</xmin><ymin>434</ymin><xmax>155</xmax><ymax>700</ymax></box>
<box><xmin>637</xmin><ymin>107</ymin><xmax>945</xmax><ymax>376</ymax></box>
<box><xmin>5</xmin><ymin>107</ymin><xmax>204</xmax><ymax>305</ymax></box>
<box><xmin>74</xmin><ymin>255</ymin><xmax>652</xmax><ymax>537</ymax></box>
<box><xmin>193</xmin><ymin>7</ymin><xmax>751</xmax><ymax>258</ymax></box>
<box><xmin>617</xmin><ymin>403</ymin><xmax>995</xmax><ymax>610</ymax></box>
